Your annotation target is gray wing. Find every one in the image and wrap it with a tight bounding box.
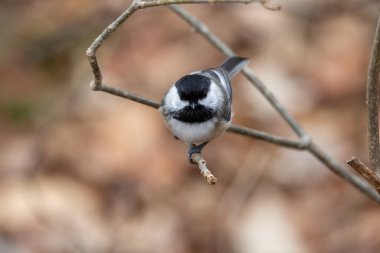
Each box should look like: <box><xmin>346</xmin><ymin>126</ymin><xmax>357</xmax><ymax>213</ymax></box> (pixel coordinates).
<box><xmin>200</xmin><ymin>68</ymin><xmax>232</xmax><ymax>103</ymax></box>
<box><xmin>219</xmin><ymin>56</ymin><xmax>249</xmax><ymax>78</ymax></box>
<box><xmin>188</xmin><ymin>57</ymin><xmax>248</xmax><ymax>122</ymax></box>
<box><xmin>199</xmin><ymin>68</ymin><xmax>232</xmax><ymax>121</ymax></box>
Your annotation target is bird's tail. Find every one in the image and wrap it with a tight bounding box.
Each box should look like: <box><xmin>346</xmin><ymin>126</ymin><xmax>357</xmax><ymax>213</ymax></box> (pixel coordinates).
<box><xmin>220</xmin><ymin>56</ymin><xmax>250</xmax><ymax>78</ymax></box>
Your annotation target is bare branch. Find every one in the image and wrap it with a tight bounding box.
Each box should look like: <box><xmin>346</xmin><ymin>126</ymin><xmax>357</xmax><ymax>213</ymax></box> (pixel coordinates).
<box><xmin>86</xmin><ymin>0</ymin><xmax>140</xmax><ymax>88</ymax></box>
<box><xmin>93</xmin><ymin>83</ymin><xmax>160</xmax><ymax>109</ymax></box>
<box><xmin>227</xmin><ymin>125</ymin><xmax>309</xmax><ymax>149</ymax></box>
<box><xmin>366</xmin><ymin>13</ymin><xmax>380</xmax><ymax>175</ymax></box>
<box><xmin>191</xmin><ymin>153</ymin><xmax>217</xmax><ymax>185</ymax></box>
<box><xmin>94</xmin><ymin>82</ymin><xmax>307</xmax><ymax>149</ymax></box>
<box><xmin>85</xmin><ymin>1</ymin><xmax>380</xmax><ymax>202</ymax></box>
<box><xmin>87</xmin><ymin>0</ymin><xmax>256</xmax><ymax>88</ymax></box>
<box><xmin>139</xmin><ymin>0</ymin><xmax>258</xmax><ymax>8</ymax></box>
<box><xmin>168</xmin><ymin>5</ymin><xmax>380</xmax><ymax>202</ymax></box>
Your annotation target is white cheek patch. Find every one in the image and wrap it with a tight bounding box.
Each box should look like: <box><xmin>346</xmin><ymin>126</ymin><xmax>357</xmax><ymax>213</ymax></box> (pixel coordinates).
<box><xmin>165</xmin><ymin>86</ymin><xmax>187</xmax><ymax>110</ymax></box>
<box><xmin>198</xmin><ymin>82</ymin><xmax>223</xmax><ymax>108</ymax></box>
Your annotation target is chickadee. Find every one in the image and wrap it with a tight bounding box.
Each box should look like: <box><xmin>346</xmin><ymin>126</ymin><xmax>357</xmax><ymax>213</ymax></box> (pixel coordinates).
<box><xmin>159</xmin><ymin>56</ymin><xmax>249</xmax><ymax>163</ymax></box>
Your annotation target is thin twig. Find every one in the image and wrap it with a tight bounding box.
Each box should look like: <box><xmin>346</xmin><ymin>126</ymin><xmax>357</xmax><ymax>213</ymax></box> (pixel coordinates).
<box><xmin>227</xmin><ymin>125</ymin><xmax>309</xmax><ymax>149</ymax></box>
<box><xmin>95</xmin><ymin>83</ymin><xmax>160</xmax><ymax>109</ymax></box>
<box><xmin>366</xmin><ymin>13</ymin><xmax>380</xmax><ymax>175</ymax></box>
<box><xmin>86</xmin><ymin>0</ymin><xmax>140</xmax><ymax>88</ymax></box>
<box><xmin>191</xmin><ymin>153</ymin><xmax>217</xmax><ymax>184</ymax></box>
<box><xmin>86</xmin><ymin>0</ymin><xmax>261</xmax><ymax>89</ymax></box>
<box><xmin>347</xmin><ymin>157</ymin><xmax>380</xmax><ymax>193</ymax></box>
<box><xmin>139</xmin><ymin>0</ymin><xmax>258</xmax><ymax>8</ymax></box>
<box><xmin>139</xmin><ymin>0</ymin><xmax>281</xmax><ymax>10</ymax></box>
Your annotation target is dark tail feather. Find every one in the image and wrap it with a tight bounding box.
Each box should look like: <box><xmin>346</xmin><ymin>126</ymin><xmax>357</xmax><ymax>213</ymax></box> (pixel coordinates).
<box><xmin>220</xmin><ymin>56</ymin><xmax>250</xmax><ymax>78</ymax></box>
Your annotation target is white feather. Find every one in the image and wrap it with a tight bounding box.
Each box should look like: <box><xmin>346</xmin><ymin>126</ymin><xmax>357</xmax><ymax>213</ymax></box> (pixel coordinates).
<box><xmin>160</xmin><ymin>76</ymin><xmax>231</xmax><ymax>145</ymax></box>
<box><xmin>166</xmin><ymin>117</ymin><xmax>230</xmax><ymax>144</ymax></box>
<box><xmin>210</xmin><ymin>69</ymin><xmax>231</xmax><ymax>96</ymax></box>
<box><xmin>164</xmin><ymin>86</ymin><xmax>187</xmax><ymax>110</ymax></box>
<box><xmin>198</xmin><ymin>81</ymin><xmax>223</xmax><ymax>109</ymax></box>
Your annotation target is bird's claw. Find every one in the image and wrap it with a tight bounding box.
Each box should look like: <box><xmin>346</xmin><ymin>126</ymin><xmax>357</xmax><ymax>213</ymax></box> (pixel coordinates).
<box><xmin>188</xmin><ymin>146</ymin><xmax>202</xmax><ymax>164</ymax></box>
<box><xmin>187</xmin><ymin>142</ymin><xmax>208</xmax><ymax>164</ymax></box>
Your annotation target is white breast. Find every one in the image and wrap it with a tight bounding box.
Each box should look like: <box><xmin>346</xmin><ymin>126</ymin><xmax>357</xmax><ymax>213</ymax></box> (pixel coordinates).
<box><xmin>166</xmin><ymin>117</ymin><xmax>230</xmax><ymax>144</ymax></box>
<box><xmin>160</xmin><ymin>79</ymin><xmax>231</xmax><ymax>144</ymax></box>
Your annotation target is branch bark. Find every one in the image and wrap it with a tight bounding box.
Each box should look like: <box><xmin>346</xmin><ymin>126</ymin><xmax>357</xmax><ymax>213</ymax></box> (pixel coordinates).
<box><xmin>347</xmin><ymin>158</ymin><xmax>380</xmax><ymax>193</ymax></box>
<box><xmin>347</xmin><ymin>13</ymin><xmax>380</xmax><ymax>192</ymax></box>
<box><xmin>86</xmin><ymin>1</ymin><xmax>380</xmax><ymax>203</ymax></box>
<box><xmin>366</xmin><ymin>13</ymin><xmax>380</xmax><ymax>175</ymax></box>
<box><xmin>191</xmin><ymin>153</ymin><xmax>217</xmax><ymax>185</ymax></box>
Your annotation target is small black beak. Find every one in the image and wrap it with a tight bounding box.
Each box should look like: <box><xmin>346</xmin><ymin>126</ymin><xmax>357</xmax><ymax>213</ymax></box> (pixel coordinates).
<box><xmin>190</xmin><ymin>101</ymin><xmax>197</xmax><ymax>109</ymax></box>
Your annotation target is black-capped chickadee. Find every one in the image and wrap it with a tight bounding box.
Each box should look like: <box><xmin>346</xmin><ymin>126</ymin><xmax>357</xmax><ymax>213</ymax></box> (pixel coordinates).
<box><xmin>159</xmin><ymin>56</ymin><xmax>249</xmax><ymax>163</ymax></box>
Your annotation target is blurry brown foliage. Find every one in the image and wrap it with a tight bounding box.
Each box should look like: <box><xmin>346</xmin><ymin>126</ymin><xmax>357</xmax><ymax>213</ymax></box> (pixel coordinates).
<box><xmin>1</xmin><ymin>0</ymin><xmax>380</xmax><ymax>253</ymax></box>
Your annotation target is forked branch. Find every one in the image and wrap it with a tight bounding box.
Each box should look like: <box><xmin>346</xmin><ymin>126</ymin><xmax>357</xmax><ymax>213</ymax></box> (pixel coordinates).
<box><xmin>168</xmin><ymin>5</ymin><xmax>380</xmax><ymax>201</ymax></box>
<box><xmin>86</xmin><ymin>0</ymin><xmax>380</xmax><ymax>202</ymax></box>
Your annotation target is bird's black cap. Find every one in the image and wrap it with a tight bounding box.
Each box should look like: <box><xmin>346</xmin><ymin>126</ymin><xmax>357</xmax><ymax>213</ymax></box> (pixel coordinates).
<box><xmin>175</xmin><ymin>74</ymin><xmax>210</xmax><ymax>101</ymax></box>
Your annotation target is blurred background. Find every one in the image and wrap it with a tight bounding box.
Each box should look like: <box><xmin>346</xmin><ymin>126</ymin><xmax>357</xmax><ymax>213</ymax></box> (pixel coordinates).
<box><xmin>1</xmin><ymin>0</ymin><xmax>380</xmax><ymax>252</ymax></box>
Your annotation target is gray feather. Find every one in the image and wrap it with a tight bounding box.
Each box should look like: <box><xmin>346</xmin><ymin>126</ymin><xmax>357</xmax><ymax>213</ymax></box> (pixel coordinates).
<box><xmin>220</xmin><ymin>56</ymin><xmax>249</xmax><ymax>78</ymax></box>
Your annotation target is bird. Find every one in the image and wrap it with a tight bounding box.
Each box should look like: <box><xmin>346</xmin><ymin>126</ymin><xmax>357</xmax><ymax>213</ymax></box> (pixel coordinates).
<box><xmin>159</xmin><ymin>56</ymin><xmax>249</xmax><ymax>163</ymax></box>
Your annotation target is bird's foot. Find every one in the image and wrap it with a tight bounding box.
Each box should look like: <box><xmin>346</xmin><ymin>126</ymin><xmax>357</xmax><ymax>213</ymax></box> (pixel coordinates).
<box><xmin>187</xmin><ymin>142</ymin><xmax>208</xmax><ymax>164</ymax></box>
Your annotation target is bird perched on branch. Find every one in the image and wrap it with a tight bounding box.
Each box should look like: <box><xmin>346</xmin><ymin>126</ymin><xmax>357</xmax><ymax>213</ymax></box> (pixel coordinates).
<box><xmin>159</xmin><ymin>56</ymin><xmax>249</xmax><ymax>163</ymax></box>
